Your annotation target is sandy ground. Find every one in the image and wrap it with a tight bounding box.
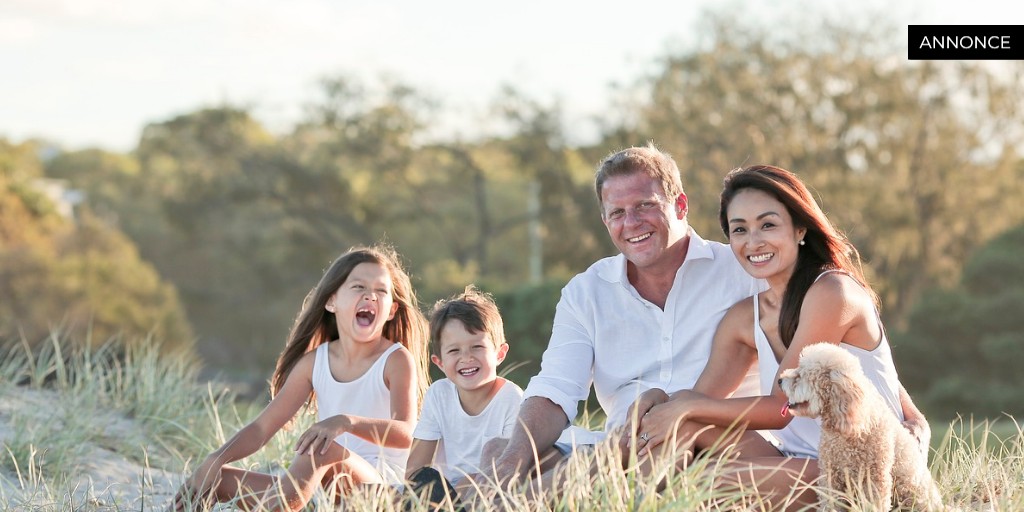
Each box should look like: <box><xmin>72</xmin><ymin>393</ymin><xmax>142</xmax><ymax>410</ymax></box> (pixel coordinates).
<box><xmin>0</xmin><ymin>386</ymin><xmax>181</xmax><ymax>511</ymax></box>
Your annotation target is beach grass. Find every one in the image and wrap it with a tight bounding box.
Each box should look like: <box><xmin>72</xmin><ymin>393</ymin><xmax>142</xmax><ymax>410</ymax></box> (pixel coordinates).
<box><xmin>1</xmin><ymin>335</ymin><xmax>1022</xmax><ymax>511</ymax></box>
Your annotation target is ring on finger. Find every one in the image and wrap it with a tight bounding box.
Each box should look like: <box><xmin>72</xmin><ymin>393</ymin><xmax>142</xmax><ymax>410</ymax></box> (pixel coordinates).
<box><xmin>639</xmin><ymin>432</ymin><xmax>651</xmax><ymax>442</ymax></box>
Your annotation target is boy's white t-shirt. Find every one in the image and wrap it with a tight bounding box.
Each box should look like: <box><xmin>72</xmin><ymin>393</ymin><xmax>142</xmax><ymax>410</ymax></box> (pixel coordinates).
<box><xmin>412</xmin><ymin>378</ymin><xmax>524</xmax><ymax>483</ymax></box>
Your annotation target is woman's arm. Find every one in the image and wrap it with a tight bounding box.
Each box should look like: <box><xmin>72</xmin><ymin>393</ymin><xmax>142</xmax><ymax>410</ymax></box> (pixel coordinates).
<box><xmin>630</xmin><ymin>299</ymin><xmax>781</xmax><ymax>446</ymax></box>
<box><xmin>899</xmin><ymin>384</ymin><xmax>931</xmax><ymax>451</ymax></box>
<box><xmin>641</xmin><ymin>279</ymin><xmax>865</xmax><ymax>441</ymax></box>
<box><xmin>295</xmin><ymin>347</ymin><xmax>418</xmax><ymax>454</ymax></box>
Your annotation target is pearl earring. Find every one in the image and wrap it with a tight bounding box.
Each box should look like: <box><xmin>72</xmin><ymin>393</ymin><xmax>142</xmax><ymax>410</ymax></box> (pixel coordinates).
<box><xmin>798</xmin><ymin>239</ymin><xmax>806</xmax><ymax>246</ymax></box>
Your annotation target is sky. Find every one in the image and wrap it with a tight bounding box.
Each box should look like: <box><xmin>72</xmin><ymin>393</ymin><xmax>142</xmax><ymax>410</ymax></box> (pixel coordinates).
<box><xmin>2</xmin><ymin>0</ymin><xmax>1022</xmax><ymax>152</ymax></box>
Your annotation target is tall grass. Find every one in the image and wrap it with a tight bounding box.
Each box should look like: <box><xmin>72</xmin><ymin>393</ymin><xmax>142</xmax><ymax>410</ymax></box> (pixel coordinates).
<box><xmin>2</xmin><ymin>334</ymin><xmax>1023</xmax><ymax>510</ymax></box>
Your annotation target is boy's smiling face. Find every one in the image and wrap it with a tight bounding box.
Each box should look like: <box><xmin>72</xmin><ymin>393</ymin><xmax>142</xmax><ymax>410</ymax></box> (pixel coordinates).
<box><xmin>431</xmin><ymin>319</ymin><xmax>508</xmax><ymax>392</ymax></box>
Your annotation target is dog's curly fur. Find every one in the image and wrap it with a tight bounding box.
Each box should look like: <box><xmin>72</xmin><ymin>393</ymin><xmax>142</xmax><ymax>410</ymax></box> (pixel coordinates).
<box><xmin>778</xmin><ymin>343</ymin><xmax>942</xmax><ymax>510</ymax></box>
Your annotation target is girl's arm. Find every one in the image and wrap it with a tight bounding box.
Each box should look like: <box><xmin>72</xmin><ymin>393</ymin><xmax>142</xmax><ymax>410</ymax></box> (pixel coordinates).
<box><xmin>173</xmin><ymin>354</ymin><xmax>314</xmax><ymax>508</ymax></box>
<box><xmin>295</xmin><ymin>347</ymin><xmax>418</xmax><ymax>454</ymax></box>
<box><xmin>405</xmin><ymin>439</ymin><xmax>441</xmax><ymax>480</ymax></box>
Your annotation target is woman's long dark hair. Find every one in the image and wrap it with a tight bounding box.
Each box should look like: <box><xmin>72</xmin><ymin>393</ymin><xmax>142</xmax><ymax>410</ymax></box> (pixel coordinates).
<box><xmin>719</xmin><ymin>165</ymin><xmax>877</xmax><ymax>348</ymax></box>
<box><xmin>270</xmin><ymin>244</ymin><xmax>428</xmax><ymax>410</ymax></box>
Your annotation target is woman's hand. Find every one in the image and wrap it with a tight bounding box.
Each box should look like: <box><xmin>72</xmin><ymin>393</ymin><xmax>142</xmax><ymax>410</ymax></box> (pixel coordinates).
<box><xmin>902</xmin><ymin>417</ymin><xmax>931</xmax><ymax>458</ymax></box>
<box><xmin>295</xmin><ymin>414</ymin><xmax>351</xmax><ymax>455</ymax></box>
<box><xmin>635</xmin><ymin>389</ymin><xmax>704</xmax><ymax>456</ymax></box>
<box><xmin>618</xmin><ymin>388</ymin><xmax>669</xmax><ymax>453</ymax></box>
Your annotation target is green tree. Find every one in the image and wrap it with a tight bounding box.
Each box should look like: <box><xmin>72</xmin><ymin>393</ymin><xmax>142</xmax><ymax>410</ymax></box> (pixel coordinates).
<box><xmin>895</xmin><ymin>221</ymin><xmax>1024</xmax><ymax>419</ymax></box>
<box><xmin>604</xmin><ymin>11</ymin><xmax>1024</xmax><ymax>327</ymax></box>
<box><xmin>1</xmin><ymin>139</ymin><xmax>192</xmax><ymax>349</ymax></box>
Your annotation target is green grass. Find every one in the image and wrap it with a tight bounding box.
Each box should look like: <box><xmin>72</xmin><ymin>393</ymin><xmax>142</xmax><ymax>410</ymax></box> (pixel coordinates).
<box><xmin>1</xmin><ymin>334</ymin><xmax>1023</xmax><ymax>511</ymax></box>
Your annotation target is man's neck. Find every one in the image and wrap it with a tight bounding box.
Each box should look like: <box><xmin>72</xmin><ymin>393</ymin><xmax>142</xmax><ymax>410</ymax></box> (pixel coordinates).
<box><xmin>627</xmin><ymin>237</ymin><xmax>690</xmax><ymax>309</ymax></box>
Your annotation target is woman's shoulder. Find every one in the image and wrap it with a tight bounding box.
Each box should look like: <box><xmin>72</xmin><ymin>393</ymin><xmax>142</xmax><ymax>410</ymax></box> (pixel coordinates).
<box><xmin>807</xmin><ymin>271</ymin><xmax>871</xmax><ymax>304</ymax></box>
<box><xmin>717</xmin><ymin>295</ymin><xmax>756</xmax><ymax>342</ymax></box>
<box><xmin>724</xmin><ymin>294</ymin><xmax>756</xmax><ymax>319</ymax></box>
<box><xmin>803</xmin><ymin>271</ymin><xmax>876</xmax><ymax>322</ymax></box>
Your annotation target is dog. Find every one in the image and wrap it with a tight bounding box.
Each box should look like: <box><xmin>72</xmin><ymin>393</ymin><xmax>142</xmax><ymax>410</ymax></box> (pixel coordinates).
<box><xmin>778</xmin><ymin>343</ymin><xmax>943</xmax><ymax>510</ymax></box>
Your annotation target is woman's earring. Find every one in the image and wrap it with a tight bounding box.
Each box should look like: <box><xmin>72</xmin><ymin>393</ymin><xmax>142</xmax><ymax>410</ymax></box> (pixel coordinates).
<box><xmin>798</xmin><ymin>239</ymin><xmax>806</xmax><ymax>246</ymax></box>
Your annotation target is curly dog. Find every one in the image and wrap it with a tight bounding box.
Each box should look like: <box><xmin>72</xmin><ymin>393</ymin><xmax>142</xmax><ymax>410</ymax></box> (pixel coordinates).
<box><xmin>778</xmin><ymin>343</ymin><xmax>942</xmax><ymax>510</ymax></box>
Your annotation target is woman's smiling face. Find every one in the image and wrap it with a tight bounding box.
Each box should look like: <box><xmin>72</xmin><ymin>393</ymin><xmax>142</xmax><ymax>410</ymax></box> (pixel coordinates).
<box><xmin>726</xmin><ymin>188</ymin><xmax>806</xmax><ymax>282</ymax></box>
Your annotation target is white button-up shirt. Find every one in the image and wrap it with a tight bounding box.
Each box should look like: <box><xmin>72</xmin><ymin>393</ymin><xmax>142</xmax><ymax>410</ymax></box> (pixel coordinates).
<box><xmin>524</xmin><ymin>230</ymin><xmax>763</xmax><ymax>431</ymax></box>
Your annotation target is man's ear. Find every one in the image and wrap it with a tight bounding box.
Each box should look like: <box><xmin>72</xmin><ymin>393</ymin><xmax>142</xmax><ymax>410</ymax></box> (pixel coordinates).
<box><xmin>675</xmin><ymin>192</ymin><xmax>688</xmax><ymax>219</ymax></box>
<box><xmin>430</xmin><ymin>354</ymin><xmax>443</xmax><ymax>371</ymax></box>
<box><xmin>496</xmin><ymin>343</ymin><xmax>509</xmax><ymax>363</ymax></box>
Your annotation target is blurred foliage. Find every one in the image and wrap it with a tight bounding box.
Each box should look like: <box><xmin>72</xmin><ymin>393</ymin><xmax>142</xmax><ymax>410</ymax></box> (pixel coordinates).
<box><xmin>1</xmin><ymin>10</ymin><xmax>1020</xmax><ymax>420</ymax></box>
<box><xmin>0</xmin><ymin>139</ymin><xmax>192</xmax><ymax>350</ymax></box>
<box><xmin>895</xmin><ymin>223</ymin><xmax>1024</xmax><ymax>419</ymax></box>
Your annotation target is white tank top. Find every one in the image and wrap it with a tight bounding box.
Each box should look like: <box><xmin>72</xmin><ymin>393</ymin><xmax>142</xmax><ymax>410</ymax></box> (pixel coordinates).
<box><xmin>755</xmin><ymin>270</ymin><xmax>905</xmax><ymax>458</ymax></box>
<box><xmin>312</xmin><ymin>342</ymin><xmax>408</xmax><ymax>483</ymax></box>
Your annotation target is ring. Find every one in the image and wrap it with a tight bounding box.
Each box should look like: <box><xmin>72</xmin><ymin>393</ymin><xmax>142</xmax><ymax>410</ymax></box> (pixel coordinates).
<box><xmin>639</xmin><ymin>432</ymin><xmax>650</xmax><ymax>442</ymax></box>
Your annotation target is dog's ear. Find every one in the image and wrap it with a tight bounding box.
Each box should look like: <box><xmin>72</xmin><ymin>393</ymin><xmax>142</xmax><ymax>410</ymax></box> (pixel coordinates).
<box><xmin>823</xmin><ymin>367</ymin><xmax>866</xmax><ymax>436</ymax></box>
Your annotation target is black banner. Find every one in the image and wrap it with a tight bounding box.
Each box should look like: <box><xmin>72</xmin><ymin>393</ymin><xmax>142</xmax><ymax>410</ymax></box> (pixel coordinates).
<box><xmin>909</xmin><ymin>25</ymin><xmax>1023</xmax><ymax>60</ymax></box>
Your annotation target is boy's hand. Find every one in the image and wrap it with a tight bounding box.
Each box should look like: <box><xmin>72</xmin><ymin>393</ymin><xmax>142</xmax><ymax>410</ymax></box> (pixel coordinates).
<box><xmin>295</xmin><ymin>415</ymin><xmax>351</xmax><ymax>455</ymax></box>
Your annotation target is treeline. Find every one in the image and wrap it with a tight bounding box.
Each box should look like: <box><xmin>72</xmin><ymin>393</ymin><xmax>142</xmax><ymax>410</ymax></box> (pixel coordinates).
<box><xmin>2</xmin><ymin>13</ymin><xmax>1023</xmax><ymax>416</ymax></box>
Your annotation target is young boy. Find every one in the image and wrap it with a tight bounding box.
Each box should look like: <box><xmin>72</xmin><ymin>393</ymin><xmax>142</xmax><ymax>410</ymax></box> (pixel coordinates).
<box><xmin>406</xmin><ymin>285</ymin><xmax>523</xmax><ymax>496</ymax></box>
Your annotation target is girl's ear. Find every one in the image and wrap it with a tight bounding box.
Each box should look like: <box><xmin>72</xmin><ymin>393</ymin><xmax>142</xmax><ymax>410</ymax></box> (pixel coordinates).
<box><xmin>496</xmin><ymin>343</ymin><xmax>510</xmax><ymax>363</ymax></box>
<box><xmin>387</xmin><ymin>301</ymin><xmax>399</xmax><ymax>320</ymax></box>
<box><xmin>325</xmin><ymin>294</ymin><xmax>337</xmax><ymax>313</ymax></box>
<box><xmin>430</xmin><ymin>354</ymin><xmax>443</xmax><ymax>371</ymax></box>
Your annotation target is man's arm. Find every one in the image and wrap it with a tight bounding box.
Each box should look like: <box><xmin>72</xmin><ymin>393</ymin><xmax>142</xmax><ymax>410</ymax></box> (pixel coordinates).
<box><xmin>490</xmin><ymin>396</ymin><xmax>568</xmax><ymax>485</ymax></box>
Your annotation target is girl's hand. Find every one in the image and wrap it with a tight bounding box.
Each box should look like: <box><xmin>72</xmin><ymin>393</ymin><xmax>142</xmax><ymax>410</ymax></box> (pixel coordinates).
<box><xmin>618</xmin><ymin>388</ymin><xmax>669</xmax><ymax>453</ymax></box>
<box><xmin>295</xmin><ymin>415</ymin><xmax>351</xmax><ymax>455</ymax></box>
<box><xmin>636</xmin><ymin>390</ymin><xmax>701</xmax><ymax>456</ymax></box>
<box><xmin>171</xmin><ymin>462</ymin><xmax>221</xmax><ymax>511</ymax></box>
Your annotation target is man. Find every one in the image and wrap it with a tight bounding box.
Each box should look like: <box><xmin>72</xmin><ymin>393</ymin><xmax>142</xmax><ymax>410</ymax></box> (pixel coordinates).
<box><xmin>487</xmin><ymin>143</ymin><xmax>763</xmax><ymax>482</ymax></box>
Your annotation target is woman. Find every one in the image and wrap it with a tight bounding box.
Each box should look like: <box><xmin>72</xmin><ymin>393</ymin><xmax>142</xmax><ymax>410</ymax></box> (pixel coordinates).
<box><xmin>626</xmin><ymin>165</ymin><xmax>930</xmax><ymax>508</ymax></box>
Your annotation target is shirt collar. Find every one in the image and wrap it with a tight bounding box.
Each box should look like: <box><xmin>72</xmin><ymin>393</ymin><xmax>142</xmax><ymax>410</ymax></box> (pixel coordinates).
<box><xmin>599</xmin><ymin>228</ymin><xmax>717</xmax><ymax>284</ymax></box>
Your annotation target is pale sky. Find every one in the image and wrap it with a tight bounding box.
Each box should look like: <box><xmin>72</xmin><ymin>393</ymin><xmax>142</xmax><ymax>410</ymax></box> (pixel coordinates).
<box><xmin>1</xmin><ymin>0</ymin><xmax>1021</xmax><ymax>151</ymax></box>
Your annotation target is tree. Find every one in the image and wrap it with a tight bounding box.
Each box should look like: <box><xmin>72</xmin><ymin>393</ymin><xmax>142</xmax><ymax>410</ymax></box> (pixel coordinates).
<box><xmin>605</xmin><ymin>11</ymin><xmax>1024</xmax><ymax>327</ymax></box>
<box><xmin>895</xmin><ymin>221</ymin><xmax>1024</xmax><ymax>419</ymax></box>
<box><xmin>1</xmin><ymin>139</ymin><xmax>192</xmax><ymax>349</ymax></box>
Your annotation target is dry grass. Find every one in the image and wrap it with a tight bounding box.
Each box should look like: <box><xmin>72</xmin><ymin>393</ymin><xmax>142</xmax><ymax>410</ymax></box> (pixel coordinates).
<box><xmin>1</xmin><ymin>335</ymin><xmax>1021</xmax><ymax>511</ymax></box>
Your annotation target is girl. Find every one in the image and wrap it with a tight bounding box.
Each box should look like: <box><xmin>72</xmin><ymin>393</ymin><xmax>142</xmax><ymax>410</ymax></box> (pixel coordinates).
<box><xmin>625</xmin><ymin>166</ymin><xmax>930</xmax><ymax>509</ymax></box>
<box><xmin>172</xmin><ymin>245</ymin><xmax>428</xmax><ymax>511</ymax></box>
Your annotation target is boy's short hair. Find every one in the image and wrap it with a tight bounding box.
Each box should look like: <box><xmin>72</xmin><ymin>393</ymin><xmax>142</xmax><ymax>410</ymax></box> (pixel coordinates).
<box><xmin>428</xmin><ymin>285</ymin><xmax>507</xmax><ymax>355</ymax></box>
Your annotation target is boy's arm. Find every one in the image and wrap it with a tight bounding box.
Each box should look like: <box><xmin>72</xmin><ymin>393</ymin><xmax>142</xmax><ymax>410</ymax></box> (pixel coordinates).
<box><xmin>405</xmin><ymin>439</ymin><xmax>441</xmax><ymax>480</ymax></box>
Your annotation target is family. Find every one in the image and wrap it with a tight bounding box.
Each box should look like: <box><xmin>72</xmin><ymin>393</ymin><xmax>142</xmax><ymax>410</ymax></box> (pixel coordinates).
<box><xmin>170</xmin><ymin>144</ymin><xmax>931</xmax><ymax>511</ymax></box>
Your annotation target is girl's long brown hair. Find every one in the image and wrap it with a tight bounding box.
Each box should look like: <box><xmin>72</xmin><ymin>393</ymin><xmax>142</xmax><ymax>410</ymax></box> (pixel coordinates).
<box><xmin>719</xmin><ymin>165</ymin><xmax>877</xmax><ymax>348</ymax></box>
<box><xmin>270</xmin><ymin>244</ymin><xmax>429</xmax><ymax>410</ymax></box>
